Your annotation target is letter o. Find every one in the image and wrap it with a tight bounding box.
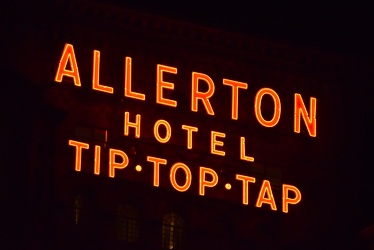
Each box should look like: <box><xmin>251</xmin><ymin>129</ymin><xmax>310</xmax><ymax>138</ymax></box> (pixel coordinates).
<box><xmin>154</xmin><ymin>119</ymin><xmax>171</xmax><ymax>143</ymax></box>
<box><xmin>170</xmin><ymin>162</ymin><xmax>192</xmax><ymax>192</ymax></box>
<box><xmin>254</xmin><ymin>88</ymin><xmax>281</xmax><ymax>127</ymax></box>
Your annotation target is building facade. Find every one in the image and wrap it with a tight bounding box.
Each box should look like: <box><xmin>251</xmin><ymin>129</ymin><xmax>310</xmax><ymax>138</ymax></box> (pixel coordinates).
<box><xmin>3</xmin><ymin>0</ymin><xmax>372</xmax><ymax>249</ymax></box>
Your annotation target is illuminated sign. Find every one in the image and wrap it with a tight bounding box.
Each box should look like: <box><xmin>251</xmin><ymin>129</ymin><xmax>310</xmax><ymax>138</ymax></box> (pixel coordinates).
<box><xmin>56</xmin><ymin>43</ymin><xmax>316</xmax><ymax>213</ymax></box>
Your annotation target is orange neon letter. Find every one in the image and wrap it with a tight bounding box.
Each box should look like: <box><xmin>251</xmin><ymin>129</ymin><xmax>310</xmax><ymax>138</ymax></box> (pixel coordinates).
<box><xmin>191</xmin><ymin>72</ymin><xmax>215</xmax><ymax>115</ymax></box>
<box><xmin>240</xmin><ymin>137</ymin><xmax>254</xmax><ymax>162</ymax></box>
<box><xmin>156</xmin><ymin>64</ymin><xmax>177</xmax><ymax>107</ymax></box>
<box><xmin>154</xmin><ymin>120</ymin><xmax>171</xmax><ymax>143</ymax></box>
<box><xmin>124</xmin><ymin>57</ymin><xmax>146</xmax><ymax>100</ymax></box>
<box><xmin>147</xmin><ymin>156</ymin><xmax>167</xmax><ymax>187</ymax></box>
<box><xmin>211</xmin><ymin>131</ymin><xmax>226</xmax><ymax>156</ymax></box>
<box><xmin>294</xmin><ymin>94</ymin><xmax>317</xmax><ymax>137</ymax></box>
<box><xmin>124</xmin><ymin>112</ymin><xmax>141</xmax><ymax>138</ymax></box>
<box><xmin>69</xmin><ymin>140</ymin><xmax>89</xmax><ymax>171</ymax></box>
<box><xmin>256</xmin><ymin>180</ymin><xmax>277</xmax><ymax>211</ymax></box>
<box><xmin>170</xmin><ymin>163</ymin><xmax>192</xmax><ymax>192</ymax></box>
<box><xmin>94</xmin><ymin>145</ymin><xmax>101</xmax><ymax>175</ymax></box>
<box><xmin>55</xmin><ymin>43</ymin><xmax>81</xmax><ymax>86</ymax></box>
<box><xmin>236</xmin><ymin>174</ymin><xmax>256</xmax><ymax>205</ymax></box>
<box><xmin>199</xmin><ymin>167</ymin><xmax>218</xmax><ymax>196</ymax></box>
<box><xmin>182</xmin><ymin>125</ymin><xmax>198</xmax><ymax>149</ymax></box>
<box><xmin>223</xmin><ymin>79</ymin><xmax>248</xmax><ymax>120</ymax></box>
<box><xmin>254</xmin><ymin>88</ymin><xmax>281</xmax><ymax>127</ymax></box>
<box><xmin>92</xmin><ymin>50</ymin><xmax>114</xmax><ymax>93</ymax></box>
<box><xmin>282</xmin><ymin>184</ymin><xmax>302</xmax><ymax>213</ymax></box>
<box><xmin>109</xmin><ymin>148</ymin><xmax>129</xmax><ymax>178</ymax></box>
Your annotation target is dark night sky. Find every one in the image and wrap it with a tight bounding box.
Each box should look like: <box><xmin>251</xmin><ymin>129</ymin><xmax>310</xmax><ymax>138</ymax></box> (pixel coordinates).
<box><xmin>102</xmin><ymin>0</ymin><xmax>374</xmax><ymax>60</ymax></box>
<box><xmin>98</xmin><ymin>0</ymin><xmax>374</xmax><ymax>243</ymax></box>
<box><xmin>88</xmin><ymin>1</ymin><xmax>374</xmax><ymax>246</ymax></box>
<box><xmin>3</xmin><ymin>0</ymin><xmax>374</xmax><ymax>248</ymax></box>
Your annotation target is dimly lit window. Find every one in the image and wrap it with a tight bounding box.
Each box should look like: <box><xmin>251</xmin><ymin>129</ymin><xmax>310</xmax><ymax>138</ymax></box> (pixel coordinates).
<box><xmin>116</xmin><ymin>205</ymin><xmax>139</xmax><ymax>242</ymax></box>
<box><xmin>162</xmin><ymin>212</ymin><xmax>184</xmax><ymax>250</ymax></box>
<box><xmin>74</xmin><ymin>194</ymin><xmax>83</xmax><ymax>225</ymax></box>
<box><xmin>74</xmin><ymin>126</ymin><xmax>108</xmax><ymax>171</ymax></box>
<box><xmin>75</xmin><ymin>126</ymin><xmax>108</xmax><ymax>146</ymax></box>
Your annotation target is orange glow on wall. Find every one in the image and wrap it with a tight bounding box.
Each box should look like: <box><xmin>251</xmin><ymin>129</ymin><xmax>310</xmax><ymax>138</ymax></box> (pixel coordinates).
<box><xmin>294</xmin><ymin>93</ymin><xmax>317</xmax><ymax>137</ymax></box>
<box><xmin>240</xmin><ymin>137</ymin><xmax>254</xmax><ymax>162</ymax></box>
<box><xmin>94</xmin><ymin>145</ymin><xmax>101</xmax><ymax>175</ymax></box>
<box><xmin>92</xmin><ymin>50</ymin><xmax>114</xmax><ymax>94</ymax></box>
<box><xmin>59</xmin><ymin>43</ymin><xmax>307</xmax><ymax>213</ymax></box>
<box><xmin>191</xmin><ymin>72</ymin><xmax>215</xmax><ymax>115</ymax></box>
<box><xmin>68</xmin><ymin>140</ymin><xmax>89</xmax><ymax>171</ymax></box>
<box><xmin>254</xmin><ymin>88</ymin><xmax>281</xmax><ymax>127</ymax></box>
<box><xmin>124</xmin><ymin>112</ymin><xmax>141</xmax><ymax>138</ymax></box>
<box><xmin>211</xmin><ymin>131</ymin><xmax>226</xmax><ymax>156</ymax></box>
<box><xmin>109</xmin><ymin>148</ymin><xmax>129</xmax><ymax>178</ymax></box>
<box><xmin>222</xmin><ymin>79</ymin><xmax>248</xmax><ymax>120</ymax></box>
<box><xmin>147</xmin><ymin>156</ymin><xmax>167</xmax><ymax>187</ymax></box>
<box><xmin>170</xmin><ymin>162</ymin><xmax>192</xmax><ymax>192</ymax></box>
<box><xmin>199</xmin><ymin>167</ymin><xmax>218</xmax><ymax>196</ymax></box>
<box><xmin>235</xmin><ymin>174</ymin><xmax>256</xmax><ymax>205</ymax></box>
<box><xmin>154</xmin><ymin>120</ymin><xmax>171</xmax><ymax>143</ymax></box>
<box><xmin>282</xmin><ymin>184</ymin><xmax>302</xmax><ymax>213</ymax></box>
<box><xmin>124</xmin><ymin>57</ymin><xmax>146</xmax><ymax>100</ymax></box>
<box><xmin>181</xmin><ymin>125</ymin><xmax>198</xmax><ymax>149</ymax></box>
<box><xmin>256</xmin><ymin>180</ymin><xmax>277</xmax><ymax>211</ymax></box>
<box><xmin>55</xmin><ymin>43</ymin><xmax>81</xmax><ymax>86</ymax></box>
<box><xmin>156</xmin><ymin>64</ymin><xmax>177</xmax><ymax>107</ymax></box>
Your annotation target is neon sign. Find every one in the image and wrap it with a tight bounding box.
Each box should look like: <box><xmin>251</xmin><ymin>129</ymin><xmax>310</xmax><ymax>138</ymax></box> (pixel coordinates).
<box><xmin>57</xmin><ymin>43</ymin><xmax>317</xmax><ymax>213</ymax></box>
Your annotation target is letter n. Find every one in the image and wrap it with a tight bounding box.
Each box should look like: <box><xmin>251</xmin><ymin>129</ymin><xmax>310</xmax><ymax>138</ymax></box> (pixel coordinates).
<box><xmin>294</xmin><ymin>94</ymin><xmax>317</xmax><ymax>137</ymax></box>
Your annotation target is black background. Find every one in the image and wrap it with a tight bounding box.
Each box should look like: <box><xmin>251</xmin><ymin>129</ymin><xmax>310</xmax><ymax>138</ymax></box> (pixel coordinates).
<box><xmin>106</xmin><ymin>0</ymin><xmax>374</xmax><ymax>60</ymax></box>
<box><xmin>3</xmin><ymin>0</ymin><xmax>374</xmax><ymax>248</ymax></box>
<box><xmin>81</xmin><ymin>0</ymin><xmax>374</xmax><ymax>239</ymax></box>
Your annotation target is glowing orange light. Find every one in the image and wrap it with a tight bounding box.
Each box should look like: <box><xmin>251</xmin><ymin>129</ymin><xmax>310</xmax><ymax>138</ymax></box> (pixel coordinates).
<box><xmin>170</xmin><ymin>162</ymin><xmax>192</xmax><ymax>192</ymax></box>
<box><xmin>135</xmin><ymin>165</ymin><xmax>142</xmax><ymax>172</ymax></box>
<box><xmin>191</xmin><ymin>72</ymin><xmax>215</xmax><ymax>115</ymax></box>
<box><xmin>68</xmin><ymin>140</ymin><xmax>89</xmax><ymax>171</ymax></box>
<box><xmin>124</xmin><ymin>112</ymin><xmax>141</xmax><ymax>138</ymax></box>
<box><xmin>294</xmin><ymin>93</ymin><xmax>317</xmax><ymax>137</ymax></box>
<box><xmin>282</xmin><ymin>184</ymin><xmax>302</xmax><ymax>213</ymax></box>
<box><xmin>124</xmin><ymin>57</ymin><xmax>146</xmax><ymax>100</ymax></box>
<box><xmin>254</xmin><ymin>88</ymin><xmax>281</xmax><ymax>127</ymax></box>
<box><xmin>199</xmin><ymin>167</ymin><xmax>218</xmax><ymax>196</ymax></box>
<box><xmin>154</xmin><ymin>119</ymin><xmax>171</xmax><ymax>143</ymax></box>
<box><xmin>109</xmin><ymin>148</ymin><xmax>129</xmax><ymax>178</ymax></box>
<box><xmin>225</xmin><ymin>183</ymin><xmax>232</xmax><ymax>190</ymax></box>
<box><xmin>223</xmin><ymin>79</ymin><xmax>248</xmax><ymax>120</ymax></box>
<box><xmin>211</xmin><ymin>131</ymin><xmax>226</xmax><ymax>156</ymax></box>
<box><xmin>181</xmin><ymin>125</ymin><xmax>198</xmax><ymax>149</ymax></box>
<box><xmin>92</xmin><ymin>50</ymin><xmax>114</xmax><ymax>93</ymax></box>
<box><xmin>156</xmin><ymin>64</ymin><xmax>177</xmax><ymax>107</ymax></box>
<box><xmin>147</xmin><ymin>156</ymin><xmax>167</xmax><ymax>187</ymax></box>
<box><xmin>256</xmin><ymin>180</ymin><xmax>277</xmax><ymax>211</ymax></box>
<box><xmin>94</xmin><ymin>145</ymin><xmax>101</xmax><ymax>175</ymax></box>
<box><xmin>240</xmin><ymin>137</ymin><xmax>254</xmax><ymax>162</ymax></box>
<box><xmin>55</xmin><ymin>43</ymin><xmax>81</xmax><ymax>86</ymax></box>
<box><xmin>235</xmin><ymin>174</ymin><xmax>256</xmax><ymax>205</ymax></box>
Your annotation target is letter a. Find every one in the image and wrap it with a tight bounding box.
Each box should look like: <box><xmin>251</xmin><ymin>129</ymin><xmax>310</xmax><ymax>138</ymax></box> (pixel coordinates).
<box><xmin>55</xmin><ymin>43</ymin><xmax>81</xmax><ymax>86</ymax></box>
